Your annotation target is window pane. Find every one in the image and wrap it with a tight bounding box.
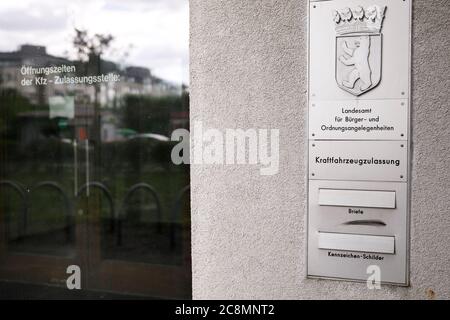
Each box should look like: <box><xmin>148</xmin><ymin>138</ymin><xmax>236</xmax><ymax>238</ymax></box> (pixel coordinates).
<box><xmin>0</xmin><ymin>0</ymin><xmax>190</xmax><ymax>299</ymax></box>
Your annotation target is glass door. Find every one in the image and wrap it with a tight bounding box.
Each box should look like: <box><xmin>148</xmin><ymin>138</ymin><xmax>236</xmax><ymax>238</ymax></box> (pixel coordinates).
<box><xmin>0</xmin><ymin>0</ymin><xmax>190</xmax><ymax>299</ymax></box>
<box><xmin>0</xmin><ymin>58</ymin><xmax>86</xmax><ymax>287</ymax></box>
<box><xmin>76</xmin><ymin>54</ymin><xmax>191</xmax><ymax>298</ymax></box>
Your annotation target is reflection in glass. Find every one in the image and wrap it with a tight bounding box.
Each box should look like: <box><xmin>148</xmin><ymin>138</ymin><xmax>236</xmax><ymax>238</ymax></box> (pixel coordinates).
<box><xmin>0</xmin><ymin>1</ymin><xmax>190</xmax><ymax>299</ymax></box>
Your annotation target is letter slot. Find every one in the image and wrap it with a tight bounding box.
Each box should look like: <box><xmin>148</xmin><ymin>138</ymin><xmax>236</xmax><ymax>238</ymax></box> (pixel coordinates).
<box><xmin>318</xmin><ymin>232</ymin><xmax>395</xmax><ymax>254</ymax></box>
<box><xmin>318</xmin><ymin>189</ymin><xmax>396</xmax><ymax>208</ymax></box>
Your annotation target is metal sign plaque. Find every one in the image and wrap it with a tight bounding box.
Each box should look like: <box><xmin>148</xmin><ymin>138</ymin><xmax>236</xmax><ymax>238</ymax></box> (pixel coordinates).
<box><xmin>308</xmin><ymin>180</ymin><xmax>408</xmax><ymax>284</ymax></box>
<box><xmin>309</xmin><ymin>99</ymin><xmax>408</xmax><ymax>140</ymax></box>
<box><xmin>309</xmin><ymin>140</ymin><xmax>407</xmax><ymax>182</ymax></box>
<box><xmin>307</xmin><ymin>0</ymin><xmax>411</xmax><ymax>285</ymax></box>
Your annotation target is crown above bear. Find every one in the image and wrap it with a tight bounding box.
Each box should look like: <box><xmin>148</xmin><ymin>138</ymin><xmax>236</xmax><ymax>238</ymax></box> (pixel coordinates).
<box><xmin>333</xmin><ymin>5</ymin><xmax>386</xmax><ymax>35</ymax></box>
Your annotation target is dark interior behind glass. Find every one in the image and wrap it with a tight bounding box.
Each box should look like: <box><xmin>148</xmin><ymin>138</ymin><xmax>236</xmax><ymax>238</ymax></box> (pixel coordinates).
<box><xmin>0</xmin><ymin>1</ymin><xmax>190</xmax><ymax>299</ymax></box>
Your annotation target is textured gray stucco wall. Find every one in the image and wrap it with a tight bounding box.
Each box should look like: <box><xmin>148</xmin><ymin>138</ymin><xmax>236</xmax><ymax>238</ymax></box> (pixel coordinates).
<box><xmin>190</xmin><ymin>0</ymin><xmax>450</xmax><ymax>299</ymax></box>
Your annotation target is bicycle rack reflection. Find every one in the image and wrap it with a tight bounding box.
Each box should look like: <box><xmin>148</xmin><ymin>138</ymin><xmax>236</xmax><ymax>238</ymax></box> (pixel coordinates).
<box><xmin>0</xmin><ymin>180</ymin><xmax>190</xmax><ymax>259</ymax></box>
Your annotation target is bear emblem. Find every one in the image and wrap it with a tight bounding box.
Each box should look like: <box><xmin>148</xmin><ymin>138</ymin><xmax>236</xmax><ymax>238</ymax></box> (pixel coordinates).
<box><xmin>333</xmin><ymin>5</ymin><xmax>385</xmax><ymax>96</ymax></box>
<box><xmin>339</xmin><ymin>36</ymin><xmax>372</xmax><ymax>91</ymax></box>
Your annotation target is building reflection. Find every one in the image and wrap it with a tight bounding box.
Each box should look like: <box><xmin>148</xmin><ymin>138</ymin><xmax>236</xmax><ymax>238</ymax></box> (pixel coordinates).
<box><xmin>0</xmin><ymin>43</ymin><xmax>191</xmax><ymax>299</ymax></box>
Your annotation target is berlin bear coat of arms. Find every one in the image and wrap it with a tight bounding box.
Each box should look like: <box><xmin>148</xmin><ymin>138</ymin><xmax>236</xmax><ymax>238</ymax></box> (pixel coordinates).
<box><xmin>334</xmin><ymin>5</ymin><xmax>386</xmax><ymax>96</ymax></box>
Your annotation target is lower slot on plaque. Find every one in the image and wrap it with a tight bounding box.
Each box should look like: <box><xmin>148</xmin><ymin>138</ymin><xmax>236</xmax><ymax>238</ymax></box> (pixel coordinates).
<box><xmin>318</xmin><ymin>232</ymin><xmax>395</xmax><ymax>254</ymax></box>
